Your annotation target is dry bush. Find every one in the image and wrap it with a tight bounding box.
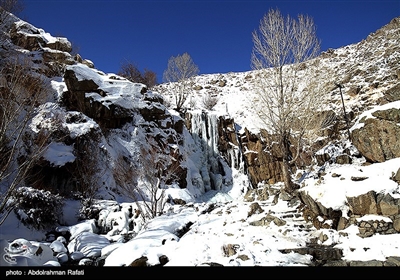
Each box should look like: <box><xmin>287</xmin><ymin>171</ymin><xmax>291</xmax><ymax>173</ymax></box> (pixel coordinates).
<box><xmin>142</xmin><ymin>68</ymin><xmax>157</xmax><ymax>88</ymax></box>
<box><xmin>0</xmin><ymin>58</ymin><xmax>54</xmax><ymax>225</ymax></box>
<box><xmin>202</xmin><ymin>93</ymin><xmax>219</xmax><ymax>110</ymax></box>
<box><xmin>118</xmin><ymin>60</ymin><xmax>158</xmax><ymax>88</ymax></box>
<box><xmin>113</xmin><ymin>139</ymin><xmax>180</xmax><ymax>221</ymax></box>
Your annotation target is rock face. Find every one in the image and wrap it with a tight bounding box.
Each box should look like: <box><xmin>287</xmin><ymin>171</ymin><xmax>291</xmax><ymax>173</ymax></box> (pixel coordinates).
<box><xmin>298</xmin><ymin>102</ymin><xmax>400</xmax><ymax>237</ymax></box>
<box><xmin>383</xmin><ymin>83</ymin><xmax>400</xmax><ymax>103</ymax></box>
<box><xmin>299</xmin><ymin>103</ymin><xmax>400</xmax><ymax>236</ymax></box>
<box><xmin>348</xmin><ymin>191</ymin><xmax>400</xmax><ymax>217</ymax></box>
<box><xmin>240</xmin><ymin>128</ymin><xmax>286</xmax><ymax>187</ymax></box>
<box><xmin>351</xmin><ymin>104</ymin><xmax>400</xmax><ymax>163</ymax></box>
<box><xmin>62</xmin><ymin>64</ymin><xmax>146</xmax><ymax>129</ymax></box>
<box><xmin>9</xmin><ymin>20</ymin><xmax>78</xmax><ymax>76</ymax></box>
<box><xmin>198</xmin><ymin>114</ymin><xmax>291</xmax><ymax>188</ymax></box>
<box><xmin>10</xmin><ymin>21</ymin><xmax>72</xmax><ymax>52</ymax></box>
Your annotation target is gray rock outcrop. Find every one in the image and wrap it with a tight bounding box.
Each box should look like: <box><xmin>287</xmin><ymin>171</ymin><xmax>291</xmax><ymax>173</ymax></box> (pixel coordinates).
<box><xmin>351</xmin><ymin>105</ymin><xmax>400</xmax><ymax>163</ymax></box>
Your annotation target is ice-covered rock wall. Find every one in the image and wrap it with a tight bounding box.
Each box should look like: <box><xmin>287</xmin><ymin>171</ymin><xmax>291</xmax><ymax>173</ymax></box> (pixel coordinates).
<box><xmin>185</xmin><ymin>110</ymin><xmax>244</xmax><ymax>193</ymax></box>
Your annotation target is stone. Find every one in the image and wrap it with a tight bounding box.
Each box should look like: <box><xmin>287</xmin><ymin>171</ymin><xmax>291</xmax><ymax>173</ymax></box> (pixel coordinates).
<box><xmin>393</xmin><ymin>216</ymin><xmax>400</xmax><ymax>232</ymax></box>
<box><xmin>129</xmin><ymin>256</ymin><xmax>148</xmax><ymax>266</ymax></box>
<box><xmin>222</xmin><ymin>244</ymin><xmax>239</xmax><ymax>257</ymax></box>
<box><xmin>247</xmin><ymin>202</ymin><xmax>264</xmax><ymax>217</ymax></box>
<box><xmin>383</xmin><ymin>83</ymin><xmax>400</xmax><ymax>102</ymax></box>
<box><xmin>351</xmin><ymin>107</ymin><xmax>400</xmax><ymax>163</ymax></box>
<box><xmin>377</xmin><ymin>193</ymin><xmax>399</xmax><ymax>216</ymax></box>
<box><xmin>347</xmin><ymin>191</ymin><xmax>378</xmax><ymax>215</ymax></box>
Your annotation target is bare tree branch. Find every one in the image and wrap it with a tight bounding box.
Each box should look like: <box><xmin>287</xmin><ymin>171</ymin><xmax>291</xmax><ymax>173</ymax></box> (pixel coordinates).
<box><xmin>0</xmin><ymin>58</ymin><xmax>55</xmax><ymax>224</ymax></box>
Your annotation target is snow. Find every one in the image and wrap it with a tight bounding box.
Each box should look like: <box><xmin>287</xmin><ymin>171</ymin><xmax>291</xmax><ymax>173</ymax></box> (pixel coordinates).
<box><xmin>2</xmin><ymin>141</ymin><xmax>399</xmax><ymax>267</ymax></box>
<box><xmin>350</xmin><ymin>100</ymin><xmax>400</xmax><ymax>132</ymax></box>
<box><xmin>42</xmin><ymin>142</ymin><xmax>75</xmax><ymax>167</ymax></box>
<box><xmin>1</xmin><ymin>18</ymin><xmax>400</xmax><ymax>271</ymax></box>
<box><xmin>301</xmin><ymin>157</ymin><xmax>400</xmax><ymax>210</ymax></box>
<box><xmin>67</xmin><ymin>64</ymin><xmax>146</xmax><ymax>110</ymax></box>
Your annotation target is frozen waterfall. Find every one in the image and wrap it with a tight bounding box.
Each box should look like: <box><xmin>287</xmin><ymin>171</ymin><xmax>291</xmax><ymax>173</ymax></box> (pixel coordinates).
<box><xmin>188</xmin><ymin>110</ymin><xmax>234</xmax><ymax>193</ymax></box>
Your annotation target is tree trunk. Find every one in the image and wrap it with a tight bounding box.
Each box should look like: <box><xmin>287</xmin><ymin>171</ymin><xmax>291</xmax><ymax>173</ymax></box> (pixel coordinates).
<box><xmin>282</xmin><ymin>158</ymin><xmax>295</xmax><ymax>194</ymax></box>
<box><xmin>280</xmin><ymin>135</ymin><xmax>297</xmax><ymax>195</ymax></box>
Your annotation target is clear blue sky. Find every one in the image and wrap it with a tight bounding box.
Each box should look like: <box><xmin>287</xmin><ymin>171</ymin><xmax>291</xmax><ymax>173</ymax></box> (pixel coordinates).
<box><xmin>20</xmin><ymin>0</ymin><xmax>399</xmax><ymax>84</ymax></box>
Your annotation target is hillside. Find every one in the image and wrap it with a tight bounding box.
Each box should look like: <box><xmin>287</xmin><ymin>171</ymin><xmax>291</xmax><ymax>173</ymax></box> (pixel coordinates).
<box><xmin>0</xmin><ymin>8</ymin><xmax>399</xmax><ymax>270</ymax></box>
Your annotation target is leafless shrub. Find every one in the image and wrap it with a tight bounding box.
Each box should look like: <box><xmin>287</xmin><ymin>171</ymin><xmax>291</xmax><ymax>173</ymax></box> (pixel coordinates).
<box><xmin>118</xmin><ymin>60</ymin><xmax>158</xmax><ymax>88</ymax></box>
<box><xmin>0</xmin><ymin>58</ymin><xmax>54</xmax><ymax>225</ymax></box>
<box><xmin>202</xmin><ymin>93</ymin><xmax>219</xmax><ymax>110</ymax></box>
<box><xmin>113</xmin><ymin>137</ymin><xmax>180</xmax><ymax>221</ymax></box>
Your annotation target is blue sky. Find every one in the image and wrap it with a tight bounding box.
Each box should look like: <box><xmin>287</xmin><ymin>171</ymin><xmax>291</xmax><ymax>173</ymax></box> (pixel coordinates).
<box><xmin>20</xmin><ymin>0</ymin><xmax>399</xmax><ymax>83</ymax></box>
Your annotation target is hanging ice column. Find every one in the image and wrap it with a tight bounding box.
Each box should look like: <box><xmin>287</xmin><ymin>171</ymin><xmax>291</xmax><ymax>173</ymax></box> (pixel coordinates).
<box><xmin>189</xmin><ymin>110</ymin><xmax>232</xmax><ymax>192</ymax></box>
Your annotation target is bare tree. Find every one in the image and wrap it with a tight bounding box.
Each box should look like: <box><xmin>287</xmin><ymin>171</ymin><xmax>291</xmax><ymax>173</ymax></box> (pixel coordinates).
<box><xmin>118</xmin><ymin>60</ymin><xmax>158</xmax><ymax>88</ymax></box>
<box><xmin>142</xmin><ymin>68</ymin><xmax>157</xmax><ymax>88</ymax></box>
<box><xmin>162</xmin><ymin>52</ymin><xmax>199</xmax><ymax>112</ymax></box>
<box><xmin>118</xmin><ymin>60</ymin><xmax>143</xmax><ymax>83</ymax></box>
<box><xmin>114</xmin><ymin>137</ymin><xmax>180</xmax><ymax>221</ymax></box>
<box><xmin>0</xmin><ymin>58</ymin><xmax>54</xmax><ymax>225</ymax></box>
<box><xmin>251</xmin><ymin>8</ymin><xmax>327</xmax><ymax>194</ymax></box>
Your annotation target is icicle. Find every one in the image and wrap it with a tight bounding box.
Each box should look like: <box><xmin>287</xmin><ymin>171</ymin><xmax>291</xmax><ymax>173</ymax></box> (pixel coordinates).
<box><xmin>187</xmin><ymin>110</ymin><xmax>247</xmax><ymax>194</ymax></box>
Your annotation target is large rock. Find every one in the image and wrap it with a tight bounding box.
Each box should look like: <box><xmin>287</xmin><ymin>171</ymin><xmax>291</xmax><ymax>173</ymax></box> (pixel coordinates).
<box><xmin>10</xmin><ymin>21</ymin><xmax>72</xmax><ymax>52</ymax></box>
<box><xmin>62</xmin><ymin>64</ymin><xmax>146</xmax><ymax>128</ymax></box>
<box><xmin>351</xmin><ymin>103</ymin><xmax>400</xmax><ymax>162</ymax></box>
<box><xmin>383</xmin><ymin>83</ymin><xmax>400</xmax><ymax>102</ymax></box>
<box><xmin>377</xmin><ymin>193</ymin><xmax>400</xmax><ymax>216</ymax></box>
<box><xmin>240</xmin><ymin>128</ymin><xmax>284</xmax><ymax>187</ymax></box>
<box><xmin>347</xmin><ymin>191</ymin><xmax>378</xmax><ymax>215</ymax></box>
<box><xmin>298</xmin><ymin>191</ymin><xmax>342</xmax><ymax>230</ymax></box>
<box><xmin>9</xmin><ymin>20</ymin><xmax>76</xmax><ymax>75</ymax></box>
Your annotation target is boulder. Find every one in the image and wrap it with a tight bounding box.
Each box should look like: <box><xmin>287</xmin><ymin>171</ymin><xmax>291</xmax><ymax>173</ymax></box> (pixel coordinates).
<box><xmin>298</xmin><ymin>191</ymin><xmax>342</xmax><ymax>230</ymax></box>
<box><xmin>10</xmin><ymin>21</ymin><xmax>72</xmax><ymax>52</ymax></box>
<box><xmin>62</xmin><ymin>64</ymin><xmax>145</xmax><ymax>128</ymax></box>
<box><xmin>383</xmin><ymin>83</ymin><xmax>400</xmax><ymax>102</ymax></box>
<box><xmin>377</xmin><ymin>193</ymin><xmax>400</xmax><ymax>216</ymax></box>
<box><xmin>346</xmin><ymin>191</ymin><xmax>378</xmax><ymax>215</ymax></box>
<box><xmin>351</xmin><ymin>105</ymin><xmax>400</xmax><ymax>162</ymax></box>
<box><xmin>240</xmin><ymin>128</ymin><xmax>284</xmax><ymax>186</ymax></box>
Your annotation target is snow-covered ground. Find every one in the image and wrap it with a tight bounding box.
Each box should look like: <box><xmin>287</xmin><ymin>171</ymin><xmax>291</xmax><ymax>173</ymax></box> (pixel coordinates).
<box><xmin>1</xmin><ymin>153</ymin><xmax>399</xmax><ymax>268</ymax></box>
